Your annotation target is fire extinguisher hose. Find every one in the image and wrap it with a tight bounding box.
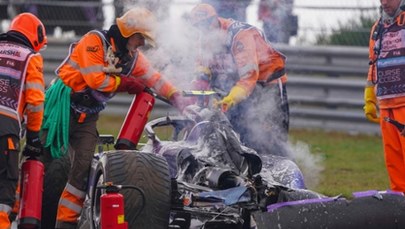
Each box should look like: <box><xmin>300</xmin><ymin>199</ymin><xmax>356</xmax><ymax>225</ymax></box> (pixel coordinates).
<box><xmin>41</xmin><ymin>79</ymin><xmax>71</xmax><ymax>159</ymax></box>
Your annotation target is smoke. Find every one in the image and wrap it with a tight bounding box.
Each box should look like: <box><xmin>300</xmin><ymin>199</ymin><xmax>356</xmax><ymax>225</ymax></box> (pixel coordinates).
<box><xmin>233</xmin><ymin>87</ymin><xmax>324</xmax><ymax>189</ymax></box>
<box><xmin>128</xmin><ymin>2</ymin><xmax>325</xmax><ymax>190</ymax></box>
<box><xmin>285</xmin><ymin>140</ymin><xmax>325</xmax><ymax>189</ymax></box>
<box><xmin>133</xmin><ymin>3</ymin><xmax>230</xmax><ymax>91</ymax></box>
<box><xmin>151</xmin><ymin>17</ymin><xmax>200</xmax><ymax>89</ymax></box>
<box><xmin>137</xmin><ymin>5</ymin><xmax>202</xmax><ymax>90</ymax></box>
<box><xmin>108</xmin><ymin>1</ymin><xmax>200</xmax><ymax>89</ymax></box>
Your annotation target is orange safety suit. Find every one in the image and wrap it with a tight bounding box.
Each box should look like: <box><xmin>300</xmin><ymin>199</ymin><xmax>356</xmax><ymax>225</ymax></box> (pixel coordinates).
<box><xmin>51</xmin><ymin>30</ymin><xmax>178</xmax><ymax>227</ymax></box>
<box><xmin>0</xmin><ymin>38</ymin><xmax>45</xmax><ymax>228</ymax></box>
<box><xmin>367</xmin><ymin>11</ymin><xmax>405</xmax><ymax>192</ymax></box>
<box><xmin>197</xmin><ymin>17</ymin><xmax>289</xmax><ymax>157</ymax></box>
<box><xmin>57</xmin><ymin>31</ymin><xmax>177</xmax><ymax>98</ymax></box>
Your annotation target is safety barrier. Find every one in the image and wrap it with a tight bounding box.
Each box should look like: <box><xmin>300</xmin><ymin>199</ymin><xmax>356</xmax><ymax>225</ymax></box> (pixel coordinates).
<box><xmin>42</xmin><ymin>38</ymin><xmax>380</xmax><ymax>135</ymax></box>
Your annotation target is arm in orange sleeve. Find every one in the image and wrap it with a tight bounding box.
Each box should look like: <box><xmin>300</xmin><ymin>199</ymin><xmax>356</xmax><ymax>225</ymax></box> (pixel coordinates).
<box><xmin>24</xmin><ymin>53</ymin><xmax>45</xmax><ymax>132</ymax></box>
<box><xmin>363</xmin><ymin>21</ymin><xmax>380</xmax><ymax>124</ymax></box>
<box><xmin>130</xmin><ymin>52</ymin><xmax>178</xmax><ymax>99</ymax></box>
<box><xmin>214</xmin><ymin>31</ymin><xmax>262</xmax><ymax>112</ymax></box>
<box><xmin>75</xmin><ymin>33</ymin><xmax>119</xmax><ymax>92</ymax></box>
<box><xmin>367</xmin><ymin>21</ymin><xmax>379</xmax><ymax>83</ymax></box>
<box><xmin>231</xmin><ymin>29</ymin><xmax>261</xmax><ymax>97</ymax></box>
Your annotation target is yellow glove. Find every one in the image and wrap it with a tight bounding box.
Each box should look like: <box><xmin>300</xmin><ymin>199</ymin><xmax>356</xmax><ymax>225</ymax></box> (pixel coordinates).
<box><xmin>214</xmin><ymin>86</ymin><xmax>248</xmax><ymax>112</ymax></box>
<box><xmin>363</xmin><ymin>86</ymin><xmax>380</xmax><ymax>124</ymax></box>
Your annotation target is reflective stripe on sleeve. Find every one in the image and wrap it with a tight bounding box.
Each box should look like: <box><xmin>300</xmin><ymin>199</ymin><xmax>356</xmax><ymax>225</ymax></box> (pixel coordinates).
<box><xmin>26</xmin><ymin>103</ymin><xmax>44</xmax><ymax>112</ymax></box>
<box><xmin>80</xmin><ymin>64</ymin><xmax>104</xmax><ymax>75</ymax></box>
<box><xmin>239</xmin><ymin>64</ymin><xmax>258</xmax><ymax>79</ymax></box>
<box><xmin>25</xmin><ymin>82</ymin><xmax>45</xmax><ymax>92</ymax></box>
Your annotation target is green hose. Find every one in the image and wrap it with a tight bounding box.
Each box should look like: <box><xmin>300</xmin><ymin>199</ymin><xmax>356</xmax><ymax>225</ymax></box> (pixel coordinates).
<box><xmin>41</xmin><ymin>79</ymin><xmax>71</xmax><ymax>159</ymax></box>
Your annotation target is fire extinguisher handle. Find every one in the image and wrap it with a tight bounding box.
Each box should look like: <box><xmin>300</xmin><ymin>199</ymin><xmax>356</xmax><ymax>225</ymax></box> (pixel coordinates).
<box><xmin>143</xmin><ymin>87</ymin><xmax>153</xmax><ymax>95</ymax></box>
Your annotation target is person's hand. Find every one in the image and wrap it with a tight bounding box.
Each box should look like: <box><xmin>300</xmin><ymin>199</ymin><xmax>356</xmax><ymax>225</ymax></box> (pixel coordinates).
<box><xmin>23</xmin><ymin>131</ymin><xmax>43</xmax><ymax>157</ymax></box>
<box><xmin>116</xmin><ymin>77</ymin><xmax>145</xmax><ymax>94</ymax></box>
<box><xmin>364</xmin><ymin>102</ymin><xmax>379</xmax><ymax>123</ymax></box>
<box><xmin>363</xmin><ymin>86</ymin><xmax>380</xmax><ymax>124</ymax></box>
<box><xmin>213</xmin><ymin>96</ymin><xmax>236</xmax><ymax>112</ymax></box>
<box><xmin>401</xmin><ymin>127</ymin><xmax>405</xmax><ymax>137</ymax></box>
<box><xmin>213</xmin><ymin>86</ymin><xmax>248</xmax><ymax>112</ymax></box>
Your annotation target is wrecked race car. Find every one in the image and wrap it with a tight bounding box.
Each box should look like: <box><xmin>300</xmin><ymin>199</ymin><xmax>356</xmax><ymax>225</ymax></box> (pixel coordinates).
<box><xmin>73</xmin><ymin>91</ymin><xmax>321</xmax><ymax>229</ymax></box>
<box><xmin>139</xmin><ymin>95</ymin><xmax>405</xmax><ymax>229</ymax></box>
<box><xmin>43</xmin><ymin>90</ymin><xmax>405</xmax><ymax>229</ymax></box>
<box><xmin>140</xmin><ymin>103</ymin><xmax>323</xmax><ymax>228</ymax></box>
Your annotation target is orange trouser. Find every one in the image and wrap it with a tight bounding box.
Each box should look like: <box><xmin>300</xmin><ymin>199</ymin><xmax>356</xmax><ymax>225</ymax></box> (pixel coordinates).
<box><xmin>0</xmin><ymin>211</ymin><xmax>10</xmax><ymax>229</ymax></box>
<box><xmin>380</xmin><ymin>107</ymin><xmax>405</xmax><ymax>192</ymax></box>
<box><xmin>56</xmin><ymin>183</ymin><xmax>86</xmax><ymax>226</ymax></box>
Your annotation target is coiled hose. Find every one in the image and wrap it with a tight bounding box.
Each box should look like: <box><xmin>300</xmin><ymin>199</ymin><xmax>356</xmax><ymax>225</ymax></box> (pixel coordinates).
<box><xmin>41</xmin><ymin>79</ymin><xmax>71</xmax><ymax>159</ymax></box>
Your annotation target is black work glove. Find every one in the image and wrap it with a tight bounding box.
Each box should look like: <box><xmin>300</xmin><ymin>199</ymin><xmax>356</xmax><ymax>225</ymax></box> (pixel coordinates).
<box><xmin>23</xmin><ymin>131</ymin><xmax>43</xmax><ymax>157</ymax></box>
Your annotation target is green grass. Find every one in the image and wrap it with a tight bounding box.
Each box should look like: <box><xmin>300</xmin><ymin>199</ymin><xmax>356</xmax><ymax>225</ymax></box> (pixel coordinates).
<box><xmin>289</xmin><ymin>129</ymin><xmax>389</xmax><ymax>198</ymax></box>
<box><xmin>98</xmin><ymin>114</ymin><xmax>390</xmax><ymax>198</ymax></box>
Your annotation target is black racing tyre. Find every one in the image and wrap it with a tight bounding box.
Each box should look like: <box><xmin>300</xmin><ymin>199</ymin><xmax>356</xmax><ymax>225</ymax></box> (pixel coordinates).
<box><xmin>41</xmin><ymin>155</ymin><xmax>70</xmax><ymax>229</ymax></box>
<box><xmin>80</xmin><ymin>150</ymin><xmax>171</xmax><ymax>229</ymax></box>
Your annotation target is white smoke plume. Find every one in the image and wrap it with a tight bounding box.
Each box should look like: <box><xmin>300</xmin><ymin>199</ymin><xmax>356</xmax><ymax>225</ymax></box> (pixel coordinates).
<box><xmin>148</xmin><ymin>14</ymin><xmax>200</xmax><ymax>90</ymax></box>
<box><xmin>125</xmin><ymin>1</ymin><xmax>324</xmax><ymax>190</ymax></box>
<box><xmin>122</xmin><ymin>2</ymin><xmax>201</xmax><ymax>90</ymax></box>
<box><xmin>285</xmin><ymin>140</ymin><xmax>325</xmax><ymax>189</ymax></box>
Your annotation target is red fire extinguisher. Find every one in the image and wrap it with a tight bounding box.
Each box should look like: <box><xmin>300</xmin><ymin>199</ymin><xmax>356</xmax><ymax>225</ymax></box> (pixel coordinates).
<box><xmin>18</xmin><ymin>157</ymin><xmax>44</xmax><ymax>228</ymax></box>
<box><xmin>100</xmin><ymin>184</ymin><xmax>128</xmax><ymax>229</ymax></box>
<box><xmin>115</xmin><ymin>91</ymin><xmax>155</xmax><ymax>150</ymax></box>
